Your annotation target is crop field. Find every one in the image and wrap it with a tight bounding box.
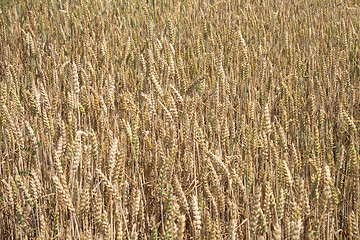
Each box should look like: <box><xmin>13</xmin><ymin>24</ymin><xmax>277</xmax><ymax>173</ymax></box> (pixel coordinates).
<box><xmin>1</xmin><ymin>0</ymin><xmax>360</xmax><ymax>239</ymax></box>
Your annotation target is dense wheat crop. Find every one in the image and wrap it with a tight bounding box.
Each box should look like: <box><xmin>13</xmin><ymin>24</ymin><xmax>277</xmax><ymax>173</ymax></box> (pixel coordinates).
<box><xmin>1</xmin><ymin>0</ymin><xmax>360</xmax><ymax>239</ymax></box>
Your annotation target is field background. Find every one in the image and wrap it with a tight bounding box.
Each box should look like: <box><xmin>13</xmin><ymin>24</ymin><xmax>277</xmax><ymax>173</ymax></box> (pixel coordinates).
<box><xmin>1</xmin><ymin>0</ymin><xmax>360</xmax><ymax>239</ymax></box>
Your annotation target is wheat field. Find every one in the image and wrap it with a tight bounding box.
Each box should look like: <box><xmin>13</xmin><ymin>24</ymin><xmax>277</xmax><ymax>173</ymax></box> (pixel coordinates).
<box><xmin>0</xmin><ymin>0</ymin><xmax>360</xmax><ymax>239</ymax></box>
